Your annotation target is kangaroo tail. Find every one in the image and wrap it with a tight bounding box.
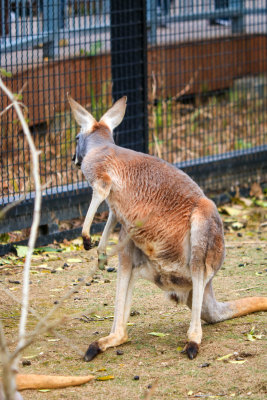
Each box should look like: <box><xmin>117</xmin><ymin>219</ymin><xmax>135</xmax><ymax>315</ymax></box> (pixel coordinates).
<box><xmin>200</xmin><ymin>281</ymin><xmax>267</xmax><ymax>324</ymax></box>
<box><xmin>226</xmin><ymin>296</ymin><xmax>267</xmax><ymax>319</ymax></box>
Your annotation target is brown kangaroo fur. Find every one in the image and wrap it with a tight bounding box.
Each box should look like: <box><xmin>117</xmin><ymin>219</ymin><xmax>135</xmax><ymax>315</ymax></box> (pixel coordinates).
<box><xmin>68</xmin><ymin>95</ymin><xmax>267</xmax><ymax>360</ymax></box>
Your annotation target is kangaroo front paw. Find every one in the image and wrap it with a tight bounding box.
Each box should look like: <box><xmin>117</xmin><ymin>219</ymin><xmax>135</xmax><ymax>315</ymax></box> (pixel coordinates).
<box><xmin>185</xmin><ymin>341</ymin><xmax>199</xmax><ymax>360</ymax></box>
<box><xmin>97</xmin><ymin>252</ymin><xmax>108</xmax><ymax>270</ymax></box>
<box><xmin>84</xmin><ymin>341</ymin><xmax>102</xmax><ymax>362</ymax></box>
<box><xmin>83</xmin><ymin>236</ymin><xmax>92</xmax><ymax>251</ymax></box>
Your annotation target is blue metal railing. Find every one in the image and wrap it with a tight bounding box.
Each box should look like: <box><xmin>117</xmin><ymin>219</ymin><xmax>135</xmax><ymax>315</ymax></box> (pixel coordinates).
<box><xmin>1</xmin><ymin>1</ymin><xmax>266</xmax><ymax>55</ymax></box>
<box><xmin>0</xmin><ymin>0</ymin><xmax>110</xmax><ymax>54</ymax></box>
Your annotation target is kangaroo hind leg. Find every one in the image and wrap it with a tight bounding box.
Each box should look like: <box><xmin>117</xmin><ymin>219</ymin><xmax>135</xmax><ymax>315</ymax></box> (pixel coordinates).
<box><xmin>186</xmin><ymin>198</ymin><xmax>224</xmax><ymax>359</ymax></box>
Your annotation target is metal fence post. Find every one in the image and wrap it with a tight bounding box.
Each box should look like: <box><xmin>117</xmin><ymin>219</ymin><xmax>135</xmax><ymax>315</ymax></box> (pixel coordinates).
<box><xmin>43</xmin><ymin>0</ymin><xmax>60</xmax><ymax>58</ymax></box>
<box><xmin>110</xmin><ymin>0</ymin><xmax>148</xmax><ymax>153</ymax></box>
<box><xmin>230</xmin><ymin>0</ymin><xmax>245</xmax><ymax>34</ymax></box>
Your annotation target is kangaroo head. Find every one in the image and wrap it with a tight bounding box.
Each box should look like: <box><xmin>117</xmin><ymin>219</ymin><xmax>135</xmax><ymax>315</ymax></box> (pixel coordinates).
<box><xmin>68</xmin><ymin>95</ymin><xmax>127</xmax><ymax>167</ymax></box>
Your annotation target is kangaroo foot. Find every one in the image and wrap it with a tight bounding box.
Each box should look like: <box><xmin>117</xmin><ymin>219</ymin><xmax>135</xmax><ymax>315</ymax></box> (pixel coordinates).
<box><xmin>84</xmin><ymin>341</ymin><xmax>102</xmax><ymax>362</ymax></box>
<box><xmin>83</xmin><ymin>236</ymin><xmax>92</xmax><ymax>251</ymax></box>
<box><xmin>185</xmin><ymin>341</ymin><xmax>199</xmax><ymax>359</ymax></box>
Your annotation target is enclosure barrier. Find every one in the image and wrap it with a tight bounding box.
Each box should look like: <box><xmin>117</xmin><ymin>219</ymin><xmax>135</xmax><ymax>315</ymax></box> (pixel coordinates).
<box><xmin>0</xmin><ymin>1</ymin><xmax>266</xmax><ymax>254</ymax></box>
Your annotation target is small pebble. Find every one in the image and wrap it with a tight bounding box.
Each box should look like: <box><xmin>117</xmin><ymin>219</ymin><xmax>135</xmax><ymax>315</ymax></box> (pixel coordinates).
<box><xmin>51</xmin><ymin>270</ymin><xmax>56</xmax><ymax>274</ymax></box>
<box><xmin>133</xmin><ymin>375</ymin><xmax>139</xmax><ymax>381</ymax></box>
<box><xmin>22</xmin><ymin>360</ymin><xmax>31</xmax><ymax>366</ymax></box>
<box><xmin>86</xmin><ymin>282</ymin><xmax>91</xmax><ymax>286</ymax></box>
<box><xmin>54</xmin><ymin>300</ymin><xmax>59</xmax><ymax>304</ymax></box>
<box><xmin>130</xmin><ymin>310</ymin><xmax>140</xmax><ymax>316</ymax></box>
<box><xmin>116</xmin><ymin>350</ymin><xmax>124</xmax><ymax>356</ymax></box>
<box><xmin>63</xmin><ymin>263</ymin><xmax>69</xmax><ymax>268</ymax></box>
<box><xmin>238</xmin><ymin>263</ymin><xmax>244</xmax><ymax>267</ymax></box>
<box><xmin>104</xmin><ymin>279</ymin><xmax>110</xmax><ymax>283</ymax></box>
<box><xmin>93</xmin><ymin>331</ymin><xmax>99</xmax><ymax>335</ymax></box>
<box><xmin>198</xmin><ymin>362</ymin><xmax>210</xmax><ymax>368</ymax></box>
<box><xmin>237</xmin><ymin>232</ymin><xmax>242</xmax><ymax>237</ymax></box>
<box><xmin>103</xmin><ymin>303</ymin><xmax>108</xmax><ymax>306</ymax></box>
<box><xmin>78</xmin><ymin>277</ymin><xmax>84</xmax><ymax>282</ymax></box>
<box><xmin>147</xmin><ymin>384</ymin><xmax>152</xmax><ymax>389</ymax></box>
<box><xmin>8</xmin><ymin>280</ymin><xmax>21</xmax><ymax>284</ymax></box>
<box><xmin>107</xmin><ymin>267</ymin><xmax>115</xmax><ymax>273</ymax></box>
<box><xmin>256</xmin><ymin>248</ymin><xmax>261</xmax><ymax>251</ymax></box>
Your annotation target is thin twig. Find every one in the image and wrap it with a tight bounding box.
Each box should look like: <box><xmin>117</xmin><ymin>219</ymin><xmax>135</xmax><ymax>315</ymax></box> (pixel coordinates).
<box><xmin>233</xmin><ymin>285</ymin><xmax>260</xmax><ymax>293</ymax></box>
<box><xmin>193</xmin><ymin>395</ymin><xmax>227</xmax><ymax>398</ymax></box>
<box><xmin>0</xmin><ymin>195</ymin><xmax>27</xmax><ymax>220</ymax></box>
<box><xmin>171</xmin><ymin>70</ymin><xmax>199</xmax><ymax>101</ymax></box>
<box><xmin>0</xmin><ymin>180</ymin><xmax>51</xmax><ymax>220</ymax></box>
<box><xmin>0</xmin><ymin>78</ymin><xmax>42</xmax><ymax>352</ymax></box>
<box><xmin>0</xmin><ymin>102</ymin><xmax>27</xmax><ymax>118</ymax></box>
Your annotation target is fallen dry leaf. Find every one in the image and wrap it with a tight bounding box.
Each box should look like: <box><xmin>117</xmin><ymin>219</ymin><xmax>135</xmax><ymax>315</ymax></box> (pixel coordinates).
<box><xmin>67</xmin><ymin>258</ymin><xmax>83</xmax><ymax>263</ymax></box>
<box><xmin>15</xmin><ymin>374</ymin><xmax>95</xmax><ymax>390</ymax></box>
<box><xmin>148</xmin><ymin>332</ymin><xmax>169</xmax><ymax>337</ymax></box>
<box><xmin>96</xmin><ymin>375</ymin><xmax>114</xmax><ymax>381</ymax></box>
<box><xmin>216</xmin><ymin>353</ymin><xmax>233</xmax><ymax>361</ymax></box>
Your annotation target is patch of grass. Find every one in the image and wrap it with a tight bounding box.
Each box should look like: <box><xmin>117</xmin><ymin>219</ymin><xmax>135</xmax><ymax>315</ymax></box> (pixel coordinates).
<box><xmin>1</xmin><ymin>210</ymin><xmax>267</xmax><ymax>399</ymax></box>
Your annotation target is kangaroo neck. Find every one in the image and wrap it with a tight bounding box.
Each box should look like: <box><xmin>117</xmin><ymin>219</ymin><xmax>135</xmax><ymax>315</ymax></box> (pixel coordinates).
<box><xmin>86</xmin><ymin>130</ymin><xmax>115</xmax><ymax>150</ymax></box>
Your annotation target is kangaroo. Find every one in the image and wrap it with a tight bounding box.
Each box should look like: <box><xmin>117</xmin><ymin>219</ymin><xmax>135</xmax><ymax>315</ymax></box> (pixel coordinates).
<box><xmin>68</xmin><ymin>95</ymin><xmax>267</xmax><ymax>361</ymax></box>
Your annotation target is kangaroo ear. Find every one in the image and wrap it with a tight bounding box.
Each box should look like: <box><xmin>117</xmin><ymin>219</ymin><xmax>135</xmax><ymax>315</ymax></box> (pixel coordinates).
<box><xmin>68</xmin><ymin>94</ymin><xmax>96</xmax><ymax>132</ymax></box>
<box><xmin>100</xmin><ymin>96</ymin><xmax>127</xmax><ymax>132</ymax></box>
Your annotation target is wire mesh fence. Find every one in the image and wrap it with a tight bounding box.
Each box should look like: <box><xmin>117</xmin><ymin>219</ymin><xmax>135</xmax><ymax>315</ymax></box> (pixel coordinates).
<box><xmin>0</xmin><ymin>1</ymin><xmax>266</xmax><ymax>233</ymax></box>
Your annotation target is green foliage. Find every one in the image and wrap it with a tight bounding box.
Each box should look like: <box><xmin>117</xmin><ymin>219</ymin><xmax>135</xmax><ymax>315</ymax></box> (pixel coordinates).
<box><xmin>89</xmin><ymin>80</ymin><xmax>111</xmax><ymax>121</ymax></box>
<box><xmin>234</xmin><ymin>139</ymin><xmax>252</xmax><ymax>151</ymax></box>
<box><xmin>154</xmin><ymin>100</ymin><xmax>172</xmax><ymax>130</ymax></box>
<box><xmin>0</xmin><ymin>68</ymin><xmax>12</xmax><ymax>78</ymax></box>
<box><xmin>79</xmin><ymin>41</ymin><xmax>102</xmax><ymax>57</ymax></box>
<box><xmin>0</xmin><ymin>233</ymin><xmax>9</xmax><ymax>243</ymax></box>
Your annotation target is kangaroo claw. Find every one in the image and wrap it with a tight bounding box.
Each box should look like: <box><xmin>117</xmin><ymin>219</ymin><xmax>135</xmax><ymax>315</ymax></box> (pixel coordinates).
<box><xmin>185</xmin><ymin>341</ymin><xmax>199</xmax><ymax>359</ymax></box>
<box><xmin>83</xmin><ymin>236</ymin><xmax>92</xmax><ymax>251</ymax></box>
<box><xmin>84</xmin><ymin>341</ymin><xmax>102</xmax><ymax>362</ymax></box>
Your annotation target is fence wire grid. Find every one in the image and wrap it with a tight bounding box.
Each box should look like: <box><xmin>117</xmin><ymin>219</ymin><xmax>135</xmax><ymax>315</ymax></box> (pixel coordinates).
<box><xmin>0</xmin><ymin>1</ymin><xmax>266</xmax><ymax>215</ymax></box>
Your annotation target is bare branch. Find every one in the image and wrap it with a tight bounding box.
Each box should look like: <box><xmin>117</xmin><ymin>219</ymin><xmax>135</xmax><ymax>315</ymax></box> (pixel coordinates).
<box><xmin>0</xmin><ymin>78</ymin><xmax>42</xmax><ymax>353</ymax></box>
<box><xmin>0</xmin><ymin>195</ymin><xmax>27</xmax><ymax>220</ymax></box>
<box><xmin>0</xmin><ymin>77</ymin><xmax>42</xmax><ymax>399</ymax></box>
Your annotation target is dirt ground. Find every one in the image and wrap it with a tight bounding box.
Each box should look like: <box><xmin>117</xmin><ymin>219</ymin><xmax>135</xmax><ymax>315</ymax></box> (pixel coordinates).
<box><xmin>0</xmin><ymin>203</ymin><xmax>266</xmax><ymax>400</ymax></box>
